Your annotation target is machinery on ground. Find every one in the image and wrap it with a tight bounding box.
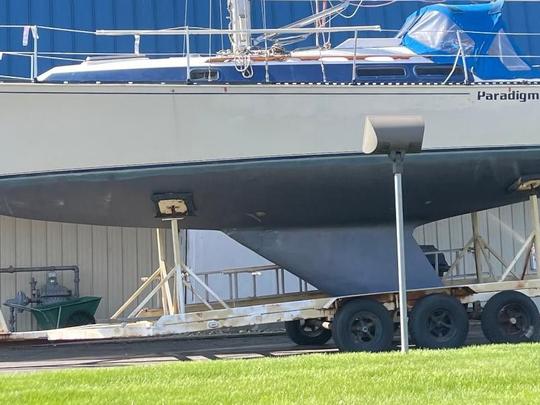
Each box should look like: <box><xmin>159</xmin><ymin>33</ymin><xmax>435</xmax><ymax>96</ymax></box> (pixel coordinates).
<box><xmin>1</xmin><ymin>266</ymin><xmax>100</xmax><ymax>331</ymax></box>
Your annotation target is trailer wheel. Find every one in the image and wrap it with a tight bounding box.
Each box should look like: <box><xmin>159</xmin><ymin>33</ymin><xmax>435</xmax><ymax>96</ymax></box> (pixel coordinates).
<box><xmin>332</xmin><ymin>299</ymin><xmax>393</xmax><ymax>352</ymax></box>
<box><xmin>481</xmin><ymin>291</ymin><xmax>540</xmax><ymax>344</ymax></box>
<box><xmin>409</xmin><ymin>294</ymin><xmax>469</xmax><ymax>349</ymax></box>
<box><xmin>284</xmin><ymin>319</ymin><xmax>332</xmax><ymax>346</ymax></box>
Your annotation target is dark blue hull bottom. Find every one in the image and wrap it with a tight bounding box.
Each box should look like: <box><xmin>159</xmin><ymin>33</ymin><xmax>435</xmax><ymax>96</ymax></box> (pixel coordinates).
<box><xmin>0</xmin><ymin>147</ymin><xmax>537</xmax><ymax>294</ymax></box>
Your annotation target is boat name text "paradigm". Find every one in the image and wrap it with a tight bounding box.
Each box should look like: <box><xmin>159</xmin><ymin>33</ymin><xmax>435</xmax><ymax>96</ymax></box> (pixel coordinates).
<box><xmin>477</xmin><ymin>90</ymin><xmax>540</xmax><ymax>102</ymax></box>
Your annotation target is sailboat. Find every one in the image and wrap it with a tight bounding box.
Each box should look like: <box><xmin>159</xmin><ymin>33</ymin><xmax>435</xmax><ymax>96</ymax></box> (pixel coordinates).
<box><xmin>0</xmin><ymin>0</ymin><xmax>538</xmax><ymax>295</ymax></box>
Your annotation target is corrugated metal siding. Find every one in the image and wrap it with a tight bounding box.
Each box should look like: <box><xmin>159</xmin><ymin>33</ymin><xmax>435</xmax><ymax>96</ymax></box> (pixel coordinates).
<box><xmin>186</xmin><ymin>230</ymin><xmax>314</xmax><ymax>300</ymax></box>
<box><xmin>414</xmin><ymin>201</ymin><xmax>536</xmax><ymax>280</ymax></box>
<box><xmin>0</xmin><ymin>219</ymin><xmax>181</xmax><ymax>331</ymax></box>
<box><xmin>0</xmin><ymin>1</ymin><xmax>539</xmax><ymax>78</ymax></box>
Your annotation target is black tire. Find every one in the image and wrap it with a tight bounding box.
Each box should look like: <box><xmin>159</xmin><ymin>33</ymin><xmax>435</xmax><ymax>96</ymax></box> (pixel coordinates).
<box><xmin>65</xmin><ymin>311</ymin><xmax>96</xmax><ymax>327</ymax></box>
<box><xmin>409</xmin><ymin>294</ymin><xmax>469</xmax><ymax>349</ymax></box>
<box><xmin>332</xmin><ymin>299</ymin><xmax>393</xmax><ymax>352</ymax></box>
<box><xmin>481</xmin><ymin>291</ymin><xmax>540</xmax><ymax>344</ymax></box>
<box><xmin>285</xmin><ymin>319</ymin><xmax>332</xmax><ymax>346</ymax></box>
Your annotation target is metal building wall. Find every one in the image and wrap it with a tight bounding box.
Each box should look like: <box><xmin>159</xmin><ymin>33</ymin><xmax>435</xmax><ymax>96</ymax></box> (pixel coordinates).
<box><xmin>0</xmin><ymin>1</ymin><xmax>539</xmax><ymax>78</ymax></box>
<box><xmin>414</xmin><ymin>201</ymin><xmax>536</xmax><ymax>280</ymax></box>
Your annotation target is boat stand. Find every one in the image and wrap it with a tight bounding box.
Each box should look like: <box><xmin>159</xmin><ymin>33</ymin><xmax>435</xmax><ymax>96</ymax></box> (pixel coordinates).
<box><xmin>444</xmin><ymin>181</ymin><xmax>540</xmax><ymax>283</ymax></box>
<box><xmin>443</xmin><ymin>211</ymin><xmax>511</xmax><ymax>282</ymax></box>
<box><xmin>111</xmin><ymin>219</ymin><xmax>228</xmax><ymax>321</ymax></box>
<box><xmin>498</xmin><ymin>191</ymin><xmax>540</xmax><ymax>282</ymax></box>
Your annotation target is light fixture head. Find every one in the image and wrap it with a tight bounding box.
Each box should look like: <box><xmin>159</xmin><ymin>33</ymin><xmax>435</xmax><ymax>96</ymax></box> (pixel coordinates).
<box><xmin>362</xmin><ymin>115</ymin><xmax>425</xmax><ymax>155</ymax></box>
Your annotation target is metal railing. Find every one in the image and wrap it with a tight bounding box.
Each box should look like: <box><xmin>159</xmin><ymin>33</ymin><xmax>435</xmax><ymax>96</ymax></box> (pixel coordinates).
<box><xmin>0</xmin><ymin>23</ymin><xmax>538</xmax><ymax>84</ymax></box>
<box><xmin>194</xmin><ymin>264</ymin><xmax>313</xmax><ymax>303</ymax></box>
<box><xmin>0</xmin><ymin>24</ymin><xmax>381</xmax><ymax>82</ymax></box>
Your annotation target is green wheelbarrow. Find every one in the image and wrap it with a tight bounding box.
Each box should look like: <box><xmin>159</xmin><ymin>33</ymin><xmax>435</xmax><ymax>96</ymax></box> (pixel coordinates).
<box><xmin>5</xmin><ymin>296</ymin><xmax>101</xmax><ymax>330</ymax></box>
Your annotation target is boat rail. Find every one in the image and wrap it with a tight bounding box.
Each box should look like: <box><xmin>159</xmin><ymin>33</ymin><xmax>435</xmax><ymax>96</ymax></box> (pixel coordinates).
<box><xmin>0</xmin><ymin>24</ymin><xmax>539</xmax><ymax>84</ymax></box>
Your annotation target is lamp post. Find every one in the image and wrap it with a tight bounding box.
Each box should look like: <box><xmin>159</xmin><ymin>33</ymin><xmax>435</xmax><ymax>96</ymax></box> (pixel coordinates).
<box><xmin>362</xmin><ymin>115</ymin><xmax>425</xmax><ymax>353</ymax></box>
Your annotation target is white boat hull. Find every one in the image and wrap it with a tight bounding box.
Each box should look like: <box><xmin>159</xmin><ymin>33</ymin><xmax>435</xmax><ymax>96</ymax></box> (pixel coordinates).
<box><xmin>1</xmin><ymin>83</ymin><xmax>539</xmax><ymax>177</ymax></box>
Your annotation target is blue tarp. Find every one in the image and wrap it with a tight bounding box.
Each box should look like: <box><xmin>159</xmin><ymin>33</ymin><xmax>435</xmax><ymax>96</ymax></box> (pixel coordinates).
<box><xmin>400</xmin><ymin>0</ymin><xmax>538</xmax><ymax>80</ymax></box>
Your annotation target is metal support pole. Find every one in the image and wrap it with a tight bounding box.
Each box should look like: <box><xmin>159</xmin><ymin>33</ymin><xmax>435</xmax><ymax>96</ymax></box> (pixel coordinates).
<box><xmin>133</xmin><ymin>34</ymin><xmax>141</xmax><ymax>55</ymax></box>
<box><xmin>315</xmin><ymin>0</ymin><xmax>320</xmax><ymax>48</ymax></box>
<box><xmin>471</xmin><ymin>212</ymin><xmax>484</xmax><ymax>282</ymax></box>
<box><xmin>157</xmin><ymin>228</ymin><xmax>174</xmax><ymax>315</ymax></box>
<box><xmin>392</xmin><ymin>152</ymin><xmax>409</xmax><ymax>354</ymax></box>
<box><xmin>171</xmin><ymin>219</ymin><xmax>186</xmax><ymax>315</ymax></box>
<box><xmin>31</xmin><ymin>26</ymin><xmax>38</xmax><ymax>80</ymax></box>
<box><xmin>531</xmin><ymin>193</ymin><xmax>540</xmax><ymax>278</ymax></box>
<box><xmin>186</xmin><ymin>26</ymin><xmax>191</xmax><ymax>82</ymax></box>
<box><xmin>362</xmin><ymin>115</ymin><xmax>424</xmax><ymax>354</ymax></box>
<box><xmin>351</xmin><ymin>30</ymin><xmax>358</xmax><ymax>83</ymax></box>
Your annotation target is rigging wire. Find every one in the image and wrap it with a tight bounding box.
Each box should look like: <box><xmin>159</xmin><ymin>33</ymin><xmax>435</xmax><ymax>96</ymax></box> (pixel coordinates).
<box><xmin>334</xmin><ymin>0</ymin><xmax>364</xmax><ymax>18</ymax></box>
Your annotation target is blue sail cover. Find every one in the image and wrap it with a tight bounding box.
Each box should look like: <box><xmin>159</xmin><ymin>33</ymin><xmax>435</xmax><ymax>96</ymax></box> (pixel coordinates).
<box><xmin>400</xmin><ymin>0</ymin><xmax>538</xmax><ymax>80</ymax></box>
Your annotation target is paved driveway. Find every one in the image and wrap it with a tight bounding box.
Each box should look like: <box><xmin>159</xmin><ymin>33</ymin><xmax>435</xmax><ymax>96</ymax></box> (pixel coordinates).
<box><xmin>0</xmin><ymin>321</ymin><xmax>489</xmax><ymax>372</ymax></box>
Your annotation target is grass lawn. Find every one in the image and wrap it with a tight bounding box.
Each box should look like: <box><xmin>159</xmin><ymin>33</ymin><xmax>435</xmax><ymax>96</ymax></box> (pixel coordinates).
<box><xmin>0</xmin><ymin>344</ymin><xmax>538</xmax><ymax>404</ymax></box>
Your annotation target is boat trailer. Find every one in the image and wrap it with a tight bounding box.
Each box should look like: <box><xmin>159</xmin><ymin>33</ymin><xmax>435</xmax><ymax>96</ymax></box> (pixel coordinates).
<box><xmin>0</xmin><ymin>190</ymin><xmax>539</xmax><ymax>351</ymax></box>
<box><xmin>1</xmin><ymin>275</ymin><xmax>538</xmax><ymax>351</ymax></box>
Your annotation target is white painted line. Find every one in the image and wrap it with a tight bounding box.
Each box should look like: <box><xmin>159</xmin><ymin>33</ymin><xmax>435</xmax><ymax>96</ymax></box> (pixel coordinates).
<box><xmin>0</xmin><ymin>359</ymin><xmax>99</xmax><ymax>369</ymax></box>
<box><xmin>105</xmin><ymin>356</ymin><xmax>178</xmax><ymax>364</ymax></box>
<box><xmin>214</xmin><ymin>353</ymin><xmax>265</xmax><ymax>360</ymax></box>
<box><xmin>270</xmin><ymin>348</ymin><xmax>338</xmax><ymax>356</ymax></box>
<box><xmin>186</xmin><ymin>355</ymin><xmax>210</xmax><ymax>361</ymax></box>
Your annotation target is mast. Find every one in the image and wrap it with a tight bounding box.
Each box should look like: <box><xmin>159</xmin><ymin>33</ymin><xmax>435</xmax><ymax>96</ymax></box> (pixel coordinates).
<box><xmin>228</xmin><ymin>0</ymin><xmax>252</xmax><ymax>53</ymax></box>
